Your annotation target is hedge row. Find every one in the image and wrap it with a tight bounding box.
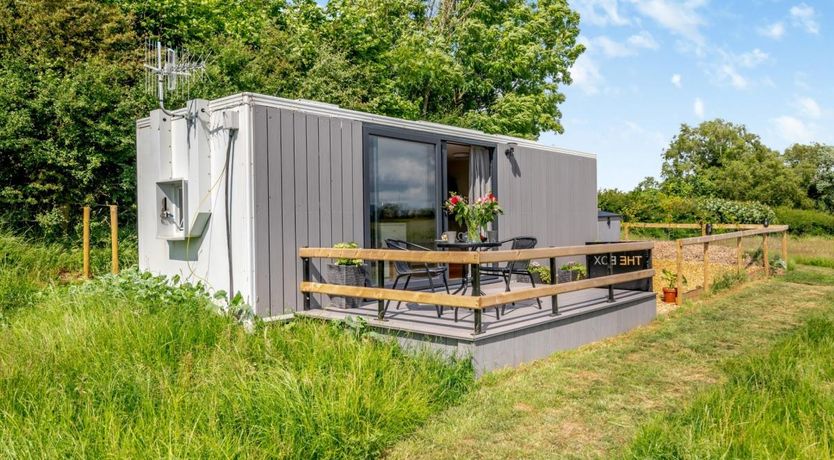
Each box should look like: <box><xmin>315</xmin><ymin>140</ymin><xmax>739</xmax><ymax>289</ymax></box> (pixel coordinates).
<box><xmin>775</xmin><ymin>207</ymin><xmax>834</xmax><ymax>236</ymax></box>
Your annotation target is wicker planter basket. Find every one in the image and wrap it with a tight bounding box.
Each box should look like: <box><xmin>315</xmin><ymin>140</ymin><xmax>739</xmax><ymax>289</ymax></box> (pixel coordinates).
<box><xmin>326</xmin><ymin>264</ymin><xmax>365</xmax><ymax>308</ymax></box>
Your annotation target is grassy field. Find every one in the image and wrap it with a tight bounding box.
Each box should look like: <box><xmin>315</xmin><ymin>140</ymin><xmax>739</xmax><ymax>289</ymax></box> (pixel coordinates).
<box><xmin>0</xmin><ymin>233</ymin><xmax>473</xmax><ymax>458</ymax></box>
<box><xmin>388</xmin><ymin>264</ymin><xmax>834</xmax><ymax>459</ymax></box>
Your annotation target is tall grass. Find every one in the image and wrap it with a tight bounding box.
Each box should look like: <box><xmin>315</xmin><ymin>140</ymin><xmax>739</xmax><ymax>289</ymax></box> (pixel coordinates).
<box><xmin>624</xmin><ymin>309</ymin><xmax>834</xmax><ymax>459</ymax></box>
<box><xmin>0</xmin><ymin>235</ymin><xmax>473</xmax><ymax>458</ymax></box>
<box><xmin>0</xmin><ymin>230</ymin><xmax>136</xmax><ymax>317</ymax></box>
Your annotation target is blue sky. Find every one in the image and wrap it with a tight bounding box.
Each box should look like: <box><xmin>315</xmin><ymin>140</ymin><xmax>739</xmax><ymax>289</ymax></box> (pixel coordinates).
<box><xmin>538</xmin><ymin>0</ymin><xmax>834</xmax><ymax>190</ymax></box>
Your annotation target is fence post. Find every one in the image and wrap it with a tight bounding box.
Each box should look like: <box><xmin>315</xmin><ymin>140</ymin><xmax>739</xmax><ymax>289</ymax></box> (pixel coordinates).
<box><xmin>781</xmin><ymin>231</ymin><xmax>788</xmax><ymax>264</ymax></box>
<box><xmin>703</xmin><ymin>242</ymin><xmax>710</xmax><ymax>292</ymax></box>
<box><xmin>700</xmin><ymin>222</ymin><xmax>706</xmax><ymax>236</ymax></box>
<box><xmin>736</xmin><ymin>237</ymin><xmax>743</xmax><ymax>273</ymax></box>
<box><xmin>623</xmin><ymin>223</ymin><xmax>630</xmax><ymax>241</ymax></box>
<box><xmin>82</xmin><ymin>206</ymin><xmax>91</xmax><ymax>279</ymax></box>
<box><xmin>472</xmin><ymin>264</ymin><xmax>483</xmax><ymax>334</ymax></box>
<box><xmin>377</xmin><ymin>261</ymin><xmax>385</xmax><ymax>320</ymax></box>
<box><xmin>676</xmin><ymin>239</ymin><xmax>683</xmax><ymax>305</ymax></box>
<box><xmin>763</xmin><ymin>233</ymin><xmax>769</xmax><ymax>277</ymax></box>
<box><xmin>549</xmin><ymin>257</ymin><xmax>558</xmax><ymax>315</ymax></box>
<box><xmin>110</xmin><ymin>204</ymin><xmax>119</xmax><ymax>275</ymax></box>
<box><xmin>607</xmin><ymin>252</ymin><xmax>615</xmax><ymax>302</ymax></box>
<box><xmin>302</xmin><ymin>256</ymin><xmax>311</xmax><ymax>310</ymax></box>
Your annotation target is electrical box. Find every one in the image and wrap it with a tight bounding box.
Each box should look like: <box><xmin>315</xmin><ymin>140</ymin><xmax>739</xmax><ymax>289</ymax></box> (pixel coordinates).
<box><xmin>151</xmin><ymin>99</ymin><xmax>212</xmax><ymax>241</ymax></box>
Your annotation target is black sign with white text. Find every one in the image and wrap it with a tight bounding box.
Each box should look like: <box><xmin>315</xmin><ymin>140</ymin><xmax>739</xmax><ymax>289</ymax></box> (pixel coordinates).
<box><xmin>585</xmin><ymin>245</ymin><xmax>652</xmax><ymax>291</ymax></box>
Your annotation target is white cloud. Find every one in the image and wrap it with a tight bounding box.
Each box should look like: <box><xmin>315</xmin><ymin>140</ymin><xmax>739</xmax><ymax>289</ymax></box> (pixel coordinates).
<box><xmin>572</xmin><ymin>0</ymin><xmax>631</xmax><ymax>26</ymax></box>
<box><xmin>758</xmin><ymin>22</ymin><xmax>785</xmax><ymax>40</ymax></box>
<box><xmin>719</xmin><ymin>64</ymin><xmax>748</xmax><ymax>89</ymax></box>
<box><xmin>629</xmin><ymin>0</ymin><xmax>706</xmax><ymax>46</ymax></box>
<box><xmin>588</xmin><ymin>31</ymin><xmax>659</xmax><ymax>58</ymax></box>
<box><xmin>570</xmin><ymin>54</ymin><xmax>605</xmax><ymax>95</ymax></box>
<box><xmin>627</xmin><ymin>30</ymin><xmax>660</xmax><ymax>50</ymax></box>
<box><xmin>796</xmin><ymin>96</ymin><xmax>822</xmax><ymax>119</ymax></box>
<box><xmin>772</xmin><ymin>115</ymin><xmax>813</xmax><ymax>143</ymax></box>
<box><xmin>594</xmin><ymin>36</ymin><xmax>634</xmax><ymax>57</ymax></box>
<box><xmin>737</xmin><ymin>48</ymin><xmax>769</xmax><ymax>68</ymax></box>
<box><xmin>671</xmin><ymin>73</ymin><xmax>682</xmax><ymax>88</ymax></box>
<box><xmin>693</xmin><ymin>97</ymin><xmax>704</xmax><ymax>118</ymax></box>
<box><xmin>790</xmin><ymin>3</ymin><xmax>820</xmax><ymax>34</ymax></box>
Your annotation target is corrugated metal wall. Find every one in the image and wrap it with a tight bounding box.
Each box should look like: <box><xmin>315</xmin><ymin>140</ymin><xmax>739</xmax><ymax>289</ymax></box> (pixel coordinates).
<box><xmin>252</xmin><ymin>106</ymin><xmax>364</xmax><ymax>316</ymax></box>
<box><xmin>496</xmin><ymin>143</ymin><xmax>597</xmax><ymax>250</ymax></box>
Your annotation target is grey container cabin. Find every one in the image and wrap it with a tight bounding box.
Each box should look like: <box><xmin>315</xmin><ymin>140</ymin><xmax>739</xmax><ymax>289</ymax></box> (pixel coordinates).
<box><xmin>135</xmin><ymin>93</ymin><xmax>598</xmax><ymax>318</ymax></box>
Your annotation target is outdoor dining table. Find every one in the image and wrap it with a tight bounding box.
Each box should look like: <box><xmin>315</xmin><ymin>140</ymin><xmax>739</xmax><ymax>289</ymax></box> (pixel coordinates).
<box><xmin>435</xmin><ymin>240</ymin><xmax>502</xmax><ymax>323</ymax></box>
<box><xmin>435</xmin><ymin>240</ymin><xmax>502</xmax><ymax>295</ymax></box>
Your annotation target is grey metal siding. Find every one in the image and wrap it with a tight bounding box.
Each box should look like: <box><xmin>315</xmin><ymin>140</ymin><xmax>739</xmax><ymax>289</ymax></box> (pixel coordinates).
<box><xmin>497</xmin><ymin>143</ymin><xmax>597</xmax><ymax>250</ymax></box>
<box><xmin>253</xmin><ymin>106</ymin><xmax>365</xmax><ymax>314</ymax></box>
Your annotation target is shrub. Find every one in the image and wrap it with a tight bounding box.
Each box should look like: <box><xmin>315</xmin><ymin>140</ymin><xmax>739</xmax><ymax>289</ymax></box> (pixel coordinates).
<box><xmin>775</xmin><ymin>207</ymin><xmax>834</xmax><ymax>236</ymax></box>
<box><xmin>697</xmin><ymin>197</ymin><xmax>776</xmax><ymax>225</ymax></box>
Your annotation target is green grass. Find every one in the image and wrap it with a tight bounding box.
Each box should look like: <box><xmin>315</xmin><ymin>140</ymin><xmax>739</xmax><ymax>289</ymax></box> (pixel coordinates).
<box><xmin>389</xmin><ymin>267</ymin><xmax>834</xmax><ymax>459</ymax></box>
<box><xmin>624</xmin><ymin>307</ymin><xmax>834</xmax><ymax>459</ymax></box>
<box><xmin>794</xmin><ymin>255</ymin><xmax>834</xmax><ymax>269</ymax></box>
<box><xmin>0</xmin><ymin>231</ymin><xmax>136</xmax><ymax>318</ymax></box>
<box><xmin>0</xmin><ymin>234</ymin><xmax>473</xmax><ymax>458</ymax></box>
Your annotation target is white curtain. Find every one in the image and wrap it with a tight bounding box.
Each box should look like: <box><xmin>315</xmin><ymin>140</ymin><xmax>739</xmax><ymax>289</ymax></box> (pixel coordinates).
<box><xmin>468</xmin><ymin>145</ymin><xmax>493</xmax><ymax>228</ymax></box>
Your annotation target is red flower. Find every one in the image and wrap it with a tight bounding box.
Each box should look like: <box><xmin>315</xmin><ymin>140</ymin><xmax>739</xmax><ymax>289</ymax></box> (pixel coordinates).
<box><xmin>449</xmin><ymin>195</ymin><xmax>462</xmax><ymax>205</ymax></box>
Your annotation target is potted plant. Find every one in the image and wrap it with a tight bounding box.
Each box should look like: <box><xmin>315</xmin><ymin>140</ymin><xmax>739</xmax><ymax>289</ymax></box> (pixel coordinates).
<box><xmin>526</xmin><ymin>262</ymin><xmax>551</xmax><ymax>284</ymax></box>
<box><xmin>326</xmin><ymin>242</ymin><xmax>365</xmax><ymax>309</ymax></box>
<box><xmin>660</xmin><ymin>268</ymin><xmax>687</xmax><ymax>303</ymax></box>
<box><xmin>558</xmin><ymin>262</ymin><xmax>587</xmax><ymax>283</ymax></box>
<box><xmin>444</xmin><ymin>192</ymin><xmax>503</xmax><ymax>242</ymax></box>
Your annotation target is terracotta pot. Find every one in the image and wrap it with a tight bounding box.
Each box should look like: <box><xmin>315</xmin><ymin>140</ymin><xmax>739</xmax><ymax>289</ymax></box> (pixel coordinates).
<box><xmin>662</xmin><ymin>287</ymin><xmax>677</xmax><ymax>303</ymax></box>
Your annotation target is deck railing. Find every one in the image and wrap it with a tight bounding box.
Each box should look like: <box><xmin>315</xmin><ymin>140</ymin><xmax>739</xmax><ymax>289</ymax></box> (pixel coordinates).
<box><xmin>623</xmin><ymin>222</ymin><xmax>763</xmax><ymax>240</ymax></box>
<box><xmin>299</xmin><ymin>241</ymin><xmax>655</xmax><ymax>334</ymax></box>
<box><xmin>674</xmin><ymin>225</ymin><xmax>789</xmax><ymax>305</ymax></box>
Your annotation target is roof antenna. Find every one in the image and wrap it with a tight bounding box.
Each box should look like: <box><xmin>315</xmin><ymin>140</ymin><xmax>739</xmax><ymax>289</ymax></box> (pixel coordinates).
<box><xmin>143</xmin><ymin>39</ymin><xmax>207</xmax><ymax>118</ymax></box>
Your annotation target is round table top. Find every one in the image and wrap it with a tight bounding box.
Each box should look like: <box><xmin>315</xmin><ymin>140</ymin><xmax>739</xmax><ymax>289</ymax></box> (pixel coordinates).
<box><xmin>435</xmin><ymin>240</ymin><xmax>502</xmax><ymax>250</ymax></box>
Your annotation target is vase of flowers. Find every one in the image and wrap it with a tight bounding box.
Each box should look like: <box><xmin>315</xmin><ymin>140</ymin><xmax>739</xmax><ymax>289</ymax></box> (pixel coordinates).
<box><xmin>444</xmin><ymin>192</ymin><xmax>503</xmax><ymax>242</ymax></box>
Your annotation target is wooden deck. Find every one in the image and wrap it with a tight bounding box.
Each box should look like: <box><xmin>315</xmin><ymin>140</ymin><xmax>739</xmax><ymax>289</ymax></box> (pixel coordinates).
<box><xmin>297</xmin><ymin>281</ymin><xmax>657</xmax><ymax>375</ymax></box>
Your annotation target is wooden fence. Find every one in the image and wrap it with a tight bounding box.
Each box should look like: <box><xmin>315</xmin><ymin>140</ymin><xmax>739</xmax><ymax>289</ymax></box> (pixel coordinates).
<box><xmin>623</xmin><ymin>222</ymin><xmax>763</xmax><ymax>240</ymax></box>
<box><xmin>81</xmin><ymin>205</ymin><xmax>120</xmax><ymax>279</ymax></box>
<box><xmin>299</xmin><ymin>241</ymin><xmax>655</xmax><ymax>334</ymax></box>
<box><xmin>674</xmin><ymin>225</ymin><xmax>789</xmax><ymax>305</ymax></box>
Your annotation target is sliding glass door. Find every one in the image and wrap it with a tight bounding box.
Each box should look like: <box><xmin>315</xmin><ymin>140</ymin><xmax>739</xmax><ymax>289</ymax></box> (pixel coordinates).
<box><xmin>368</xmin><ymin>135</ymin><xmax>440</xmax><ymax>250</ymax></box>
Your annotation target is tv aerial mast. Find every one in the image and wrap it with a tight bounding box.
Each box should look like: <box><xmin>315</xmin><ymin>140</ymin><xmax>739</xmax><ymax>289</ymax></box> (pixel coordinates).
<box><xmin>143</xmin><ymin>39</ymin><xmax>207</xmax><ymax>117</ymax></box>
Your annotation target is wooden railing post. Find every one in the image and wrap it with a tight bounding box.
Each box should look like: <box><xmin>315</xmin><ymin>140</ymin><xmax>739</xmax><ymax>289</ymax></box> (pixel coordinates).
<box><xmin>736</xmin><ymin>236</ymin><xmax>742</xmax><ymax>273</ymax></box>
<box><xmin>781</xmin><ymin>231</ymin><xmax>788</xmax><ymax>264</ymax></box>
<box><xmin>109</xmin><ymin>204</ymin><xmax>119</xmax><ymax>275</ymax></box>
<box><xmin>82</xmin><ymin>206</ymin><xmax>90</xmax><ymax>279</ymax></box>
<box><xmin>675</xmin><ymin>239</ymin><xmax>683</xmax><ymax>305</ymax></box>
<box><xmin>763</xmin><ymin>234</ymin><xmax>769</xmax><ymax>277</ymax></box>
<box><xmin>700</xmin><ymin>222</ymin><xmax>706</xmax><ymax>236</ymax></box>
<box><xmin>703</xmin><ymin>242</ymin><xmax>710</xmax><ymax>292</ymax></box>
<box><xmin>623</xmin><ymin>223</ymin><xmax>630</xmax><ymax>241</ymax></box>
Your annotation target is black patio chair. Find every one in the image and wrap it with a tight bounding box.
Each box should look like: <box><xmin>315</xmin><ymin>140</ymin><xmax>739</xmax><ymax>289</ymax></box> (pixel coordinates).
<box><xmin>479</xmin><ymin>236</ymin><xmax>543</xmax><ymax>313</ymax></box>
<box><xmin>384</xmin><ymin>239</ymin><xmax>449</xmax><ymax>317</ymax></box>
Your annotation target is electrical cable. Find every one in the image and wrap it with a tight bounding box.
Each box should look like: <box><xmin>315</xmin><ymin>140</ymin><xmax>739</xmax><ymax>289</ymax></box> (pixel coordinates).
<box><xmin>224</xmin><ymin>128</ymin><xmax>239</xmax><ymax>300</ymax></box>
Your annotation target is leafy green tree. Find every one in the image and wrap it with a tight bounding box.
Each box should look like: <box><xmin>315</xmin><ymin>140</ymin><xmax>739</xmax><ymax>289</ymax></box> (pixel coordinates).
<box><xmin>0</xmin><ymin>0</ymin><xmax>584</xmax><ymax>236</ymax></box>
<box><xmin>660</xmin><ymin>119</ymin><xmax>807</xmax><ymax>208</ymax></box>
<box><xmin>784</xmin><ymin>143</ymin><xmax>834</xmax><ymax>212</ymax></box>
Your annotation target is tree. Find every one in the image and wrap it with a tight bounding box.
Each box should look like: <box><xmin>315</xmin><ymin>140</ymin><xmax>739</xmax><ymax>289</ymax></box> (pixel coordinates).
<box><xmin>0</xmin><ymin>0</ymin><xmax>584</xmax><ymax>235</ymax></box>
<box><xmin>660</xmin><ymin>119</ymin><xmax>807</xmax><ymax>208</ymax></box>
<box><xmin>785</xmin><ymin>143</ymin><xmax>834</xmax><ymax>212</ymax></box>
